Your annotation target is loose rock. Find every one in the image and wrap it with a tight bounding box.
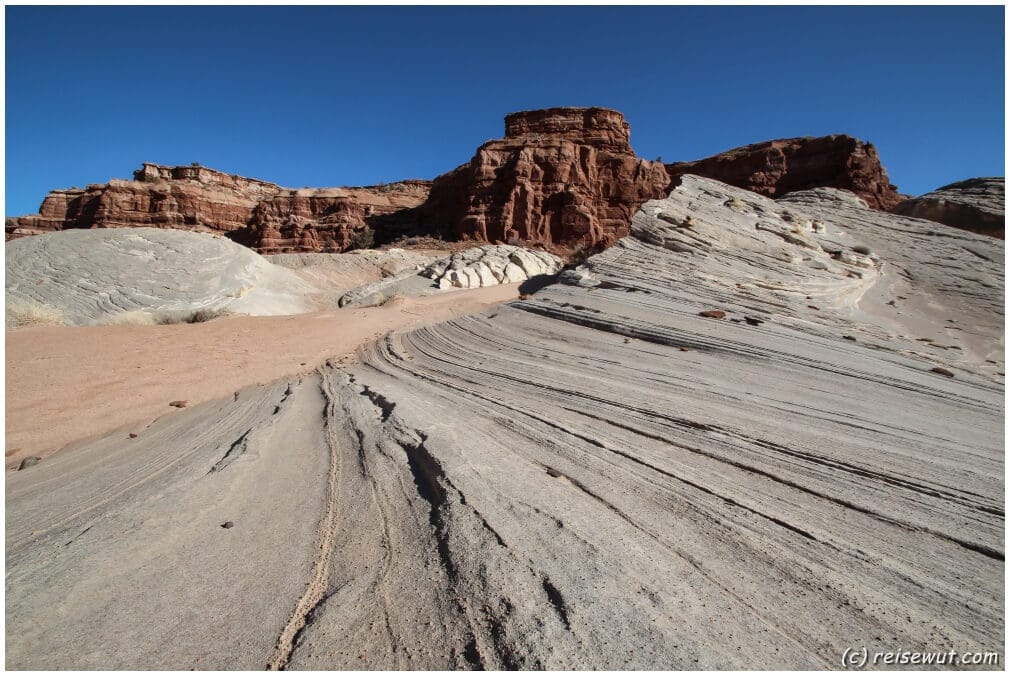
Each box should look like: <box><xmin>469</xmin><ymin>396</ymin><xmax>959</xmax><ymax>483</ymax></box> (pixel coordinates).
<box><xmin>17</xmin><ymin>456</ymin><xmax>40</xmax><ymax>471</ymax></box>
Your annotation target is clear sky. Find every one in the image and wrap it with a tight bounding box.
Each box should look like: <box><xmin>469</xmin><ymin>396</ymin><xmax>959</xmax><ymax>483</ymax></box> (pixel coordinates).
<box><xmin>5</xmin><ymin>5</ymin><xmax>1005</xmax><ymax>216</ymax></box>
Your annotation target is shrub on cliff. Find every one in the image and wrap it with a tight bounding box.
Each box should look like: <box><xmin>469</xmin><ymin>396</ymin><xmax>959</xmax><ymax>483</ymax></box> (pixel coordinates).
<box><xmin>348</xmin><ymin>228</ymin><xmax>375</xmax><ymax>250</ymax></box>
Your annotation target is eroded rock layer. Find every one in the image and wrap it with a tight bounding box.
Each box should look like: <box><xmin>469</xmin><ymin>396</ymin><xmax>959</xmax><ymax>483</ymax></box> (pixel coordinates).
<box><xmin>5</xmin><ymin>163</ymin><xmax>431</xmax><ymax>253</ymax></box>
<box><xmin>892</xmin><ymin>177</ymin><xmax>1005</xmax><ymax>239</ymax></box>
<box><xmin>665</xmin><ymin>136</ymin><xmax>903</xmax><ymax>210</ymax></box>
<box><xmin>418</xmin><ymin>107</ymin><xmax>671</xmax><ymax>249</ymax></box>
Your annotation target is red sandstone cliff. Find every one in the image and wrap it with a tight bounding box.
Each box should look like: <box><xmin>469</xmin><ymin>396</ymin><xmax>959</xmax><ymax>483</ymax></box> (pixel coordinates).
<box><xmin>665</xmin><ymin>136</ymin><xmax>903</xmax><ymax>210</ymax></box>
<box><xmin>6</xmin><ymin>163</ymin><xmax>431</xmax><ymax>253</ymax></box>
<box><xmin>8</xmin><ymin>112</ymin><xmax>914</xmax><ymax>253</ymax></box>
<box><xmin>248</xmin><ymin>182</ymin><xmax>431</xmax><ymax>253</ymax></box>
<box><xmin>417</xmin><ymin>107</ymin><xmax>671</xmax><ymax>249</ymax></box>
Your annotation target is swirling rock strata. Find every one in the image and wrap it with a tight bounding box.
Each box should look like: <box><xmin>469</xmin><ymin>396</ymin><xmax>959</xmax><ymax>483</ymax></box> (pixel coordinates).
<box><xmin>5</xmin><ymin>176</ymin><xmax>1002</xmax><ymax>669</ymax></box>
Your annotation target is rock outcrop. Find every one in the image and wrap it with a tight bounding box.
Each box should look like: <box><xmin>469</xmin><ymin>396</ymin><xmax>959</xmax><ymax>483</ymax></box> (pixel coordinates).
<box><xmin>665</xmin><ymin>136</ymin><xmax>903</xmax><ymax>210</ymax></box>
<box><xmin>417</xmin><ymin>107</ymin><xmax>670</xmax><ymax>249</ymax></box>
<box><xmin>6</xmin><ymin>163</ymin><xmax>431</xmax><ymax>253</ymax></box>
<box><xmin>5</xmin><ymin>228</ymin><xmax>317</xmax><ymax>327</ymax></box>
<box><xmin>892</xmin><ymin>177</ymin><xmax>1004</xmax><ymax>239</ymax></box>
<box><xmin>335</xmin><ymin>245</ymin><xmax>562</xmax><ymax>308</ymax></box>
<box><xmin>421</xmin><ymin>245</ymin><xmax>563</xmax><ymax>289</ymax></box>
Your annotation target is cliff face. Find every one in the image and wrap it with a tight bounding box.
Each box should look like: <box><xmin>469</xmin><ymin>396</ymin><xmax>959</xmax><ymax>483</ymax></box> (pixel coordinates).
<box><xmin>892</xmin><ymin>177</ymin><xmax>1004</xmax><ymax>239</ymax></box>
<box><xmin>6</xmin><ymin>163</ymin><xmax>431</xmax><ymax>253</ymax></box>
<box><xmin>665</xmin><ymin>136</ymin><xmax>903</xmax><ymax>210</ymax></box>
<box><xmin>418</xmin><ymin>107</ymin><xmax>671</xmax><ymax>249</ymax></box>
<box><xmin>8</xmin><ymin>111</ymin><xmax>916</xmax><ymax>253</ymax></box>
<box><xmin>249</xmin><ymin>182</ymin><xmax>431</xmax><ymax>253</ymax></box>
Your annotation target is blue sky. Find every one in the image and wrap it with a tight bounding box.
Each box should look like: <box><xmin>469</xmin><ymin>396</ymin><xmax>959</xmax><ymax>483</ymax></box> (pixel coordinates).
<box><xmin>5</xmin><ymin>6</ymin><xmax>1004</xmax><ymax>215</ymax></box>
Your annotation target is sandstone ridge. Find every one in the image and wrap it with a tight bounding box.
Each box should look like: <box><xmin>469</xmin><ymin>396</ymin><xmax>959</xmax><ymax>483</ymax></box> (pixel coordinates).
<box><xmin>892</xmin><ymin>176</ymin><xmax>1004</xmax><ymax>239</ymax></box>
<box><xmin>665</xmin><ymin>135</ymin><xmax>903</xmax><ymax>210</ymax></box>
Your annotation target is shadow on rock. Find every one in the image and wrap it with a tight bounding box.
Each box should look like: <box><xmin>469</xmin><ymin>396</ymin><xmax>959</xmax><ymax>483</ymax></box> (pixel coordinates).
<box><xmin>518</xmin><ymin>274</ymin><xmax>558</xmax><ymax>296</ymax></box>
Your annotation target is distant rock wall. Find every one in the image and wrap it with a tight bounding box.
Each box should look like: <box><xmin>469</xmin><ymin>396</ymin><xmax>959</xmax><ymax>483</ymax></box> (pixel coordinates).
<box><xmin>892</xmin><ymin>177</ymin><xmax>1004</xmax><ymax>239</ymax></box>
<box><xmin>250</xmin><ymin>182</ymin><xmax>432</xmax><ymax>254</ymax></box>
<box><xmin>6</xmin><ymin>164</ymin><xmax>430</xmax><ymax>253</ymax></box>
<box><xmin>665</xmin><ymin>136</ymin><xmax>904</xmax><ymax>210</ymax></box>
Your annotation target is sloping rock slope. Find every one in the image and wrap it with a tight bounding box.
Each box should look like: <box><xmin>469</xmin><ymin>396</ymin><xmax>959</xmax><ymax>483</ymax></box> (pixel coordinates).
<box><xmin>5</xmin><ymin>227</ymin><xmax>316</xmax><ymax>326</ymax></box>
<box><xmin>892</xmin><ymin>176</ymin><xmax>1005</xmax><ymax>239</ymax></box>
<box><xmin>5</xmin><ymin>163</ymin><xmax>430</xmax><ymax>253</ymax></box>
<box><xmin>666</xmin><ymin>136</ymin><xmax>904</xmax><ymax>210</ymax></box>
<box><xmin>5</xmin><ymin>177</ymin><xmax>1003</xmax><ymax>669</ymax></box>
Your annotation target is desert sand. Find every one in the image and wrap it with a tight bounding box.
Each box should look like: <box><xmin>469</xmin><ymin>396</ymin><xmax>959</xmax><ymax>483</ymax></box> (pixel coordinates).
<box><xmin>5</xmin><ymin>177</ymin><xmax>1003</xmax><ymax>670</ymax></box>
<box><xmin>5</xmin><ymin>283</ymin><xmax>521</xmax><ymax>465</ymax></box>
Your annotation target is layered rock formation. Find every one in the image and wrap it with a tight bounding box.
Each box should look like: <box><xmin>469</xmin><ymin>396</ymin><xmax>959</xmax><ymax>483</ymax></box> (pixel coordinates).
<box><xmin>6</xmin><ymin>163</ymin><xmax>431</xmax><ymax>253</ymax></box>
<box><xmin>249</xmin><ymin>181</ymin><xmax>431</xmax><ymax>253</ymax></box>
<box><xmin>418</xmin><ymin>107</ymin><xmax>670</xmax><ymax>249</ymax></box>
<box><xmin>5</xmin><ymin>111</ymin><xmax>928</xmax><ymax>253</ymax></box>
<box><xmin>8</xmin><ymin>175</ymin><xmax>1002</xmax><ymax>669</ymax></box>
<box><xmin>665</xmin><ymin>135</ymin><xmax>903</xmax><ymax>210</ymax></box>
<box><xmin>892</xmin><ymin>177</ymin><xmax>1004</xmax><ymax>238</ymax></box>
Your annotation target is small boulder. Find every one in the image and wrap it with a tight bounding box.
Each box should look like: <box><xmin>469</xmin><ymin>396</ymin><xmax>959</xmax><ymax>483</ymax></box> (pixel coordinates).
<box><xmin>17</xmin><ymin>456</ymin><xmax>40</xmax><ymax>471</ymax></box>
<box><xmin>699</xmin><ymin>310</ymin><xmax>726</xmax><ymax>319</ymax></box>
<box><xmin>169</xmin><ymin>400</ymin><xmax>189</xmax><ymax>408</ymax></box>
<box><xmin>930</xmin><ymin>367</ymin><xmax>955</xmax><ymax>378</ymax></box>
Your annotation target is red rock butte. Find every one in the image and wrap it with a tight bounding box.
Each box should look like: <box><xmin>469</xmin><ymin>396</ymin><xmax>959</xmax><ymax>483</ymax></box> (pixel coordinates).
<box><xmin>417</xmin><ymin>107</ymin><xmax>670</xmax><ymax>250</ymax></box>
